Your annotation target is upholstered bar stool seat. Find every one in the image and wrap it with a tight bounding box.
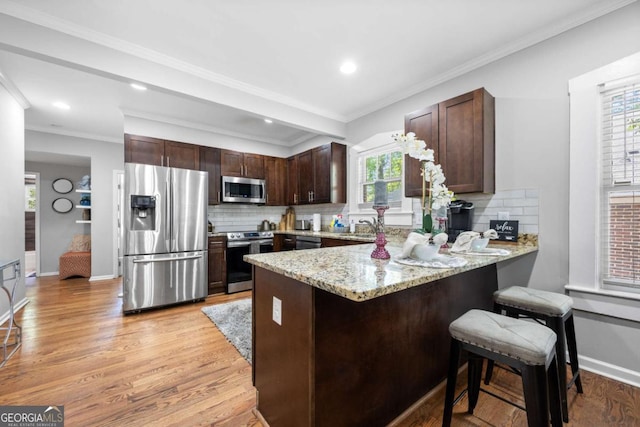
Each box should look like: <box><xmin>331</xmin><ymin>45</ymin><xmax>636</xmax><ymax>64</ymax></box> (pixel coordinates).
<box><xmin>486</xmin><ymin>286</ymin><xmax>583</xmax><ymax>423</ymax></box>
<box><xmin>443</xmin><ymin>309</ymin><xmax>562</xmax><ymax>427</ymax></box>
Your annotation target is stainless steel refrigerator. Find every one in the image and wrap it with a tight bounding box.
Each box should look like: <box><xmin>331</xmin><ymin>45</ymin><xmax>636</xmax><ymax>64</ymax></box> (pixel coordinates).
<box><xmin>123</xmin><ymin>163</ymin><xmax>208</xmax><ymax>313</ymax></box>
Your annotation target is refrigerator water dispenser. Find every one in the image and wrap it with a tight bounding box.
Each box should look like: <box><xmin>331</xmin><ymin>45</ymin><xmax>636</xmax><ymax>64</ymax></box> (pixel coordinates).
<box><xmin>130</xmin><ymin>195</ymin><xmax>156</xmax><ymax>230</ymax></box>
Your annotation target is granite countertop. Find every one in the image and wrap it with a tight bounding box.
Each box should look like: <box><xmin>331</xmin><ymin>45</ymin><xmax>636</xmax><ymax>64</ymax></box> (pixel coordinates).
<box><xmin>208</xmin><ymin>230</ymin><xmax>377</xmax><ymax>242</ymax></box>
<box><xmin>273</xmin><ymin>229</ymin><xmax>376</xmax><ymax>242</ymax></box>
<box><xmin>244</xmin><ymin>241</ymin><xmax>538</xmax><ymax>302</ymax></box>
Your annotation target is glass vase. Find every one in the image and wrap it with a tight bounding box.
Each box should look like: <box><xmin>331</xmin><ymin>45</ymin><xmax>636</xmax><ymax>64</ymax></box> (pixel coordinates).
<box><xmin>422</xmin><ymin>212</ymin><xmax>433</xmax><ymax>234</ymax></box>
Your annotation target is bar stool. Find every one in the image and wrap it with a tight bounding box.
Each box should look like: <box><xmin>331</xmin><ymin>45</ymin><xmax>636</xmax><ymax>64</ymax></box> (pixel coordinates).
<box><xmin>443</xmin><ymin>309</ymin><xmax>562</xmax><ymax>427</ymax></box>
<box><xmin>485</xmin><ymin>286</ymin><xmax>583</xmax><ymax>423</ymax></box>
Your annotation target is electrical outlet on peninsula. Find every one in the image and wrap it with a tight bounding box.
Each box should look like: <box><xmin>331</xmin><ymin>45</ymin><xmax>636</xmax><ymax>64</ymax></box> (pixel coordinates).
<box><xmin>273</xmin><ymin>296</ymin><xmax>282</xmax><ymax>325</ymax></box>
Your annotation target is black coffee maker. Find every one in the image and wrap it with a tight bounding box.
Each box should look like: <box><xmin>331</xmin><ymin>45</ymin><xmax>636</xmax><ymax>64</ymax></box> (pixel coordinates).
<box><xmin>447</xmin><ymin>200</ymin><xmax>474</xmax><ymax>242</ymax></box>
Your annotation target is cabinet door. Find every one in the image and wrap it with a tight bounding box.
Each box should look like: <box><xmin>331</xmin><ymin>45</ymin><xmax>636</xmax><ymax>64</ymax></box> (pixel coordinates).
<box><xmin>220</xmin><ymin>149</ymin><xmax>244</xmax><ymax>176</ymax></box>
<box><xmin>244</xmin><ymin>153</ymin><xmax>265</xmax><ymax>179</ymax></box>
<box><xmin>265</xmin><ymin>156</ymin><xmax>286</xmax><ymax>206</ymax></box>
<box><xmin>287</xmin><ymin>156</ymin><xmax>299</xmax><ymax>205</ymax></box>
<box><xmin>311</xmin><ymin>143</ymin><xmax>346</xmax><ymax>204</ymax></box>
<box><xmin>124</xmin><ymin>134</ymin><xmax>164</xmax><ymax>166</ymax></box>
<box><xmin>199</xmin><ymin>146</ymin><xmax>221</xmax><ymax>205</ymax></box>
<box><xmin>320</xmin><ymin>237</ymin><xmax>364</xmax><ymax>248</ymax></box>
<box><xmin>298</xmin><ymin>150</ymin><xmax>313</xmax><ymax>204</ymax></box>
<box><xmin>165</xmin><ymin>140</ymin><xmax>200</xmax><ymax>170</ymax></box>
<box><xmin>208</xmin><ymin>237</ymin><xmax>227</xmax><ymax>295</ymax></box>
<box><xmin>311</xmin><ymin>145</ymin><xmax>331</xmax><ymax>204</ymax></box>
<box><xmin>439</xmin><ymin>88</ymin><xmax>494</xmax><ymax>194</ymax></box>
<box><xmin>404</xmin><ymin>105</ymin><xmax>439</xmax><ymax>197</ymax></box>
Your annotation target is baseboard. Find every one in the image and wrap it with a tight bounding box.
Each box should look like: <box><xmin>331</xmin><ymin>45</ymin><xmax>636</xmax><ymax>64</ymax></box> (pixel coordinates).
<box><xmin>89</xmin><ymin>275</ymin><xmax>116</xmax><ymax>282</ymax></box>
<box><xmin>0</xmin><ymin>297</ymin><xmax>29</xmax><ymax>325</ymax></box>
<box><xmin>39</xmin><ymin>271</ymin><xmax>58</xmax><ymax>277</ymax></box>
<box><xmin>579</xmin><ymin>354</ymin><xmax>640</xmax><ymax>388</ymax></box>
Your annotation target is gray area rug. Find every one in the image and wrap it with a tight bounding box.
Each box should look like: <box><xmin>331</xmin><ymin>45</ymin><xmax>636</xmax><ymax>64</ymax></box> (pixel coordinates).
<box><xmin>201</xmin><ymin>298</ymin><xmax>252</xmax><ymax>363</ymax></box>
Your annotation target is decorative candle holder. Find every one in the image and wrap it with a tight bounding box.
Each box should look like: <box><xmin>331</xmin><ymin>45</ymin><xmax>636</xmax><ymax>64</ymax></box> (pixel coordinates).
<box><xmin>370</xmin><ymin>205</ymin><xmax>390</xmax><ymax>259</ymax></box>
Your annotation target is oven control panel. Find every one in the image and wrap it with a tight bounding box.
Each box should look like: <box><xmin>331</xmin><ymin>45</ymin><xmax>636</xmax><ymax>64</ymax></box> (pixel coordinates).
<box><xmin>227</xmin><ymin>231</ymin><xmax>274</xmax><ymax>241</ymax></box>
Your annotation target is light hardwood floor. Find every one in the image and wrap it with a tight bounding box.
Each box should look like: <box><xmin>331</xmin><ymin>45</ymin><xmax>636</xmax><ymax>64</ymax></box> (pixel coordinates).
<box><xmin>1</xmin><ymin>276</ymin><xmax>638</xmax><ymax>426</ymax></box>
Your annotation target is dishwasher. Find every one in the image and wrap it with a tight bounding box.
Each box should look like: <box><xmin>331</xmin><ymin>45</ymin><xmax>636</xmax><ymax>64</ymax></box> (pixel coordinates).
<box><xmin>296</xmin><ymin>235</ymin><xmax>321</xmax><ymax>250</ymax></box>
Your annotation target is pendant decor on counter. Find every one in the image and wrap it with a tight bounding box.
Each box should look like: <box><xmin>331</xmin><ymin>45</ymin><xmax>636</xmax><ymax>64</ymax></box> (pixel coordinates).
<box><xmin>370</xmin><ymin>205</ymin><xmax>390</xmax><ymax>259</ymax></box>
<box><xmin>393</xmin><ymin>132</ymin><xmax>454</xmax><ymax>235</ymax></box>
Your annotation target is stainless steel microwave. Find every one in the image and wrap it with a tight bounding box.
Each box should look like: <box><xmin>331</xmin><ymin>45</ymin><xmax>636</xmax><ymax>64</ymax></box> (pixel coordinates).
<box><xmin>221</xmin><ymin>176</ymin><xmax>266</xmax><ymax>204</ymax></box>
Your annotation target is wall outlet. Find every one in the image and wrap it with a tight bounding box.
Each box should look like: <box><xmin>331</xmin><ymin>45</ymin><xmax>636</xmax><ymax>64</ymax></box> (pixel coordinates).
<box><xmin>272</xmin><ymin>296</ymin><xmax>282</xmax><ymax>326</ymax></box>
<box><xmin>498</xmin><ymin>211</ymin><xmax>510</xmax><ymax>220</ymax></box>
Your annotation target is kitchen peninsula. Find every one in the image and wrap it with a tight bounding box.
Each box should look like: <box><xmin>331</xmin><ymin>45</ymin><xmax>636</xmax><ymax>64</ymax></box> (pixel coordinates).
<box><xmin>245</xmin><ymin>240</ymin><xmax>537</xmax><ymax>426</ymax></box>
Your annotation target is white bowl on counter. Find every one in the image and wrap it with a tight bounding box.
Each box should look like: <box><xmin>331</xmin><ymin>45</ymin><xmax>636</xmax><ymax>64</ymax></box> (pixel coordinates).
<box><xmin>411</xmin><ymin>243</ymin><xmax>440</xmax><ymax>261</ymax></box>
<box><xmin>470</xmin><ymin>237</ymin><xmax>490</xmax><ymax>252</ymax></box>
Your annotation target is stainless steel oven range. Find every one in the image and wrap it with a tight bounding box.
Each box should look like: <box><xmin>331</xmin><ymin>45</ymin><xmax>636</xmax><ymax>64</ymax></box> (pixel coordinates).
<box><xmin>226</xmin><ymin>231</ymin><xmax>273</xmax><ymax>293</ymax></box>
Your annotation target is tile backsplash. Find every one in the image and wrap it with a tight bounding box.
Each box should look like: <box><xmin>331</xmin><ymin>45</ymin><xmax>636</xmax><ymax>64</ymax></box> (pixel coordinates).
<box><xmin>208</xmin><ymin>204</ymin><xmax>348</xmax><ymax>232</ymax></box>
<box><xmin>410</xmin><ymin>189</ymin><xmax>539</xmax><ymax>234</ymax></box>
<box><xmin>209</xmin><ymin>188</ymin><xmax>538</xmax><ymax>234</ymax></box>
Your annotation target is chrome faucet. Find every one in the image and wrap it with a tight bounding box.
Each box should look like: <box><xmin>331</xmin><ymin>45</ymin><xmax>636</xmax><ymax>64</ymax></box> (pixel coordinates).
<box><xmin>359</xmin><ymin>217</ymin><xmax>378</xmax><ymax>234</ymax></box>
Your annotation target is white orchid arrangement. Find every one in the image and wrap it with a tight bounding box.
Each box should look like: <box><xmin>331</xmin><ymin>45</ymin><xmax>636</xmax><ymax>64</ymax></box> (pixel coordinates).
<box><xmin>394</xmin><ymin>132</ymin><xmax>454</xmax><ymax>232</ymax></box>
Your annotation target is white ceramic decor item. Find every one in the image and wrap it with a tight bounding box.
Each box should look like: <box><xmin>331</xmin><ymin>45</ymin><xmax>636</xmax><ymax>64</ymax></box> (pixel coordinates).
<box><xmin>313</xmin><ymin>214</ymin><xmax>321</xmax><ymax>231</ymax></box>
<box><xmin>412</xmin><ymin>243</ymin><xmax>440</xmax><ymax>261</ymax></box>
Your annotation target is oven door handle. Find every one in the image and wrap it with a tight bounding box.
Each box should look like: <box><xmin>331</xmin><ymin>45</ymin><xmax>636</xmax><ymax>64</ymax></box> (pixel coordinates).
<box><xmin>227</xmin><ymin>241</ymin><xmax>252</xmax><ymax>248</ymax></box>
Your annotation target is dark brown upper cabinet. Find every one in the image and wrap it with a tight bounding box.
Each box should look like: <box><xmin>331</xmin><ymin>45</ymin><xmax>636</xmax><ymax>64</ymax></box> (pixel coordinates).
<box><xmin>265</xmin><ymin>156</ymin><xmax>287</xmax><ymax>206</ymax></box>
<box><xmin>124</xmin><ymin>134</ymin><xmax>200</xmax><ymax>170</ymax></box>
<box><xmin>404</xmin><ymin>88</ymin><xmax>495</xmax><ymax>196</ymax></box>
<box><xmin>287</xmin><ymin>155</ymin><xmax>299</xmax><ymax>205</ymax></box>
<box><xmin>287</xmin><ymin>142</ymin><xmax>346</xmax><ymax>205</ymax></box>
<box><xmin>199</xmin><ymin>146</ymin><xmax>221</xmax><ymax>205</ymax></box>
<box><xmin>220</xmin><ymin>149</ymin><xmax>265</xmax><ymax>179</ymax></box>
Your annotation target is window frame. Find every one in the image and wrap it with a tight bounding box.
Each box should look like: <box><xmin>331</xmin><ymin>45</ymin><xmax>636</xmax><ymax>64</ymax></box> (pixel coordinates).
<box><xmin>348</xmin><ymin>131</ymin><xmax>414</xmax><ymax>227</ymax></box>
<box><xmin>357</xmin><ymin>145</ymin><xmax>403</xmax><ymax>210</ymax></box>
<box><xmin>599</xmin><ymin>82</ymin><xmax>640</xmax><ymax>292</ymax></box>
<box><xmin>567</xmin><ymin>53</ymin><xmax>640</xmax><ymax>323</ymax></box>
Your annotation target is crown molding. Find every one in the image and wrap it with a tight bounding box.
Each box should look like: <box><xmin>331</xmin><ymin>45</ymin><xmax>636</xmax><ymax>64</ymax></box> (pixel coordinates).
<box><xmin>0</xmin><ymin>1</ymin><xmax>346</xmax><ymax>123</ymax></box>
<box><xmin>345</xmin><ymin>0</ymin><xmax>638</xmax><ymax>121</ymax></box>
<box><xmin>121</xmin><ymin>109</ymin><xmax>303</xmax><ymax>147</ymax></box>
<box><xmin>26</xmin><ymin>124</ymin><xmax>123</xmax><ymax>144</ymax></box>
<box><xmin>0</xmin><ymin>66</ymin><xmax>30</xmax><ymax>109</ymax></box>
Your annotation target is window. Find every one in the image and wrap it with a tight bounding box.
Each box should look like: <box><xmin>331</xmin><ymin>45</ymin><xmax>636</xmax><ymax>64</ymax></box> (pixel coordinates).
<box><xmin>600</xmin><ymin>82</ymin><xmax>640</xmax><ymax>291</ymax></box>
<box><xmin>358</xmin><ymin>147</ymin><xmax>403</xmax><ymax>208</ymax></box>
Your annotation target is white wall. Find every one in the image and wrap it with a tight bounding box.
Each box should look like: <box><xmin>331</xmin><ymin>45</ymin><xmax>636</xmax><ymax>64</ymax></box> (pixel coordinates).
<box><xmin>25</xmin><ymin>131</ymin><xmax>124</xmax><ymax>279</ymax></box>
<box><xmin>0</xmin><ymin>84</ymin><xmax>26</xmax><ymax>320</ymax></box>
<box><xmin>346</xmin><ymin>2</ymin><xmax>640</xmax><ymax>381</ymax></box>
<box><xmin>25</xmin><ymin>161</ymin><xmax>91</xmax><ymax>274</ymax></box>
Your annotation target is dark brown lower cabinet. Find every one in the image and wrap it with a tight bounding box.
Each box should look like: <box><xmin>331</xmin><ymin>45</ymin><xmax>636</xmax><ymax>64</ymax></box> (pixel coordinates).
<box><xmin>207</xmin><ymin>236</ymin><xmax>226</xmax><ymax>295</ymax></box>
<box><xmin>252</xmin><ymin>264</ymin><xmax>498</xmax><ymax>426</ymax></box>
<box><xmin>320</xmin><ymin>237</ymin><xmax>367</xmax><ymax>248</ymax></box>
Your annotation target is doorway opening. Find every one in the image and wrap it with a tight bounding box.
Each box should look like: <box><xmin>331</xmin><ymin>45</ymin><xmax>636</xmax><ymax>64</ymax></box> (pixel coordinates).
<box><xmin>24</xmin><ymin>172</ymin><xmax>39</xmax><ymax>277</ymax></box>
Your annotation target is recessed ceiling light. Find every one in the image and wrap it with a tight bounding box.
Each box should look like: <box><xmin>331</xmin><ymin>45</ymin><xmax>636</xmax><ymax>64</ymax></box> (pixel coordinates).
<box><xmin>130</xmin><ymin>83</ymin><xmax>147</xmax><ymax>91</ymax></box>
<box><xmin>340</xmin><ymin>61</ymin><xmax>357</xmax><ymax>75</ymax></box>
<box><xmin>52</xmin><ymin>101</ymin><xmax>70</xmax><ymax>110</ymax></box>
<box><xmin>264</xmin><ymin>118</ymin><xmax>273</xmax><ymax>124</ymax></box>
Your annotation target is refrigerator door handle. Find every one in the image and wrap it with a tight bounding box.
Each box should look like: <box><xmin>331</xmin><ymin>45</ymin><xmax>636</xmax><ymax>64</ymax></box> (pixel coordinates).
<box><xmin>133</xmin><ymin>254</ymin><xmax>203</xmax><ymax>263</ymax></box>
<box><xmin>166</xmin><ymin>179</ymin><xmax>172</xmax><ymax>250</ymax></box>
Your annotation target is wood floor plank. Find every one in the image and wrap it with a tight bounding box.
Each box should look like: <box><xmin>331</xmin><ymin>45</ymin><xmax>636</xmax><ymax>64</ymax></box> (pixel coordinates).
<box><xmin>1</xmin><ymin>275</ymin><xmax>638</xmax><ymax>426</ymax></box>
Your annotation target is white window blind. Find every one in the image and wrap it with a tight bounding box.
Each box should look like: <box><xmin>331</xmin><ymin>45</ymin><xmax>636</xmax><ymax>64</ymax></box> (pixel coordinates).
<box><xmin>600</xmin><ymin>81</ymin><xmax>640</xmax><ymax>291</ymax></box>
<box><xmin>357</xmin><ymin>146</ymin><xmax>403</xmax><ymax>209</ymax></box>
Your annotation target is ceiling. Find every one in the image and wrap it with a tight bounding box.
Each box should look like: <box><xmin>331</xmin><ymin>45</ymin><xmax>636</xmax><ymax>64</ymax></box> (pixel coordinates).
<box><xmin>0</xmin><ymin>0</ymin><xmax>636</xmax><ymax>154</ymax></box>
